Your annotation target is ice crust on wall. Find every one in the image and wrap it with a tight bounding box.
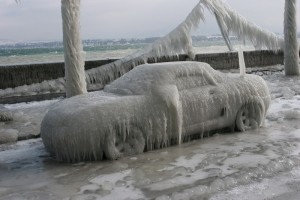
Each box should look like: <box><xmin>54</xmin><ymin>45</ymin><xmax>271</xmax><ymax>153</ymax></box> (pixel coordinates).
<box><xmin>0</xmin><ymin>78</ymin><xmax>66</xmax><ymax>98</ymax></box>
<box><xmin>41</xmin><ymin>62</ymin><xmax>271</xmax><ymax>162</ymax></box>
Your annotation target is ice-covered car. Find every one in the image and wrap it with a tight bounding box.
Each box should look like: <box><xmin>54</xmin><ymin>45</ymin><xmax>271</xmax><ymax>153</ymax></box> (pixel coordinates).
<box><xmin>41</xmin><ymin>61</ymin><xmax>271</xmax><ymax>162</ymax></box>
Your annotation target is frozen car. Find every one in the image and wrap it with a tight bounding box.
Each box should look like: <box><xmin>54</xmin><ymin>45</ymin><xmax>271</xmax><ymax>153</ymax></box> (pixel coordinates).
<box><xmin>41</xmin><ymin>61</ymin><xmax>271</xmax><ymax>162</ymax></box>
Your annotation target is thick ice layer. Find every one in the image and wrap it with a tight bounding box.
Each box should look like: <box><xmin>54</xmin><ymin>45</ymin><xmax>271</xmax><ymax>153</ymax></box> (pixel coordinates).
<box><xmin>41</xmin><ymin>61</ymin><xmax>271</xmax><ymax>162</ymax></box>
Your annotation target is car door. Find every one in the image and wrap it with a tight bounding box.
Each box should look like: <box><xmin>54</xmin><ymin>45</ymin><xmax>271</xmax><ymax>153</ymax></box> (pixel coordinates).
<box><xmin>177</xmin><ymin>68</ymin><xmax>220</xmax><ymax>130</ymax></box>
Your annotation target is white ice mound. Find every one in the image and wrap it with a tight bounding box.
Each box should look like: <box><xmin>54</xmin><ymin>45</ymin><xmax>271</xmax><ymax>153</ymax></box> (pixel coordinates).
<box><xmin>41</xmin><ymin>62</ymin><xmax>271</xmax><ymax>162</ymax></box>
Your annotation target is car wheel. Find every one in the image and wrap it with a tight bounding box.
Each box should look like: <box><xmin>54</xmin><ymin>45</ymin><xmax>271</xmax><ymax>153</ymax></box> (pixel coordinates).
<box><xmin>117</xmin><ymin>126</ymin><xmax>145</xmax><ymax>155</ymax></box>
<box><xmin>235</xmin><ymin>102</ymin><xmax>263</xmax><ymax>132</ymax></box>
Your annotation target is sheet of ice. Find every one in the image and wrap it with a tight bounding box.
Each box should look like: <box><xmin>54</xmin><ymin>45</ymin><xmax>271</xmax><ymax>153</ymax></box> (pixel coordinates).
<box><xmin>210</xmin><ymin>167</ymin><xmax>300</xmax><ymax>200</ymax></box>
<box><xmin>158</xmin><ymin>154</ymin><xmax>206</xmax><ymax>172</ymax></box>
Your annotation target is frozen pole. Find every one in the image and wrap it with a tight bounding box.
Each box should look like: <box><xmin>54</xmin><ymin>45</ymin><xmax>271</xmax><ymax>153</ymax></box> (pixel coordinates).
<box><xmin>284</xmin><ymin>0</ymin><xmax>299</xmax><ymax>76</ymax></box>
<box><xmin>238</xmin><ymin>48</ymin><xmax>246</xmax><ymax>77</ymax></box>
<box><xmin>61</xmin><ymin>0</ymin><xmax>87</xmax><ymax>97</ymax></box>
<box><xmin>214</xmin><ymin>12</ymin><xmax>233</xmax><ymax>51</ymax></box>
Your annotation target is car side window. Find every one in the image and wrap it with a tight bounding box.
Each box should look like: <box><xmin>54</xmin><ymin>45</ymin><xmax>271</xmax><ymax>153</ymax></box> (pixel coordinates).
<box><xmin>175</xmin><ymin>69</ymin><xmax>217</xmax><ymax>90</ymax></box>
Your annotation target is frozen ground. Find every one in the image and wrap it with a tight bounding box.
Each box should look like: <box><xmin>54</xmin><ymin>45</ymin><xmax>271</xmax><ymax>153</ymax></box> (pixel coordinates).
<box><xmin>1</xmin><ymin>65</ymin><xmax>300</xmax><ymax>200</ymax></box>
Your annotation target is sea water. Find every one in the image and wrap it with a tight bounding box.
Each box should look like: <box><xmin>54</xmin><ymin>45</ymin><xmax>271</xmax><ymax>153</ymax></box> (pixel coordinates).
<box><xmin>0</xmin><ymin>37</ymin><xmax>254</xmax><ymax>66</ymax></box>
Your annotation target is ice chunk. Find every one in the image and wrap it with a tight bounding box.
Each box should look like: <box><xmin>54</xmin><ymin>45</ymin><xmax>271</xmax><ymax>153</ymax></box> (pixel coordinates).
<box><xmin>0</xmin><ymin>111</ymin><xmax>13</xmax><ymax>122</ymax></box>
<box><xmin>284</xmin><ymin>110</ymin><xmax>300</xmax><ymax>120</ymax></box>
<box><xmin>0</xmin><ymin>129</ymin><xmax>18</xmax><ymax>144</ymax></box>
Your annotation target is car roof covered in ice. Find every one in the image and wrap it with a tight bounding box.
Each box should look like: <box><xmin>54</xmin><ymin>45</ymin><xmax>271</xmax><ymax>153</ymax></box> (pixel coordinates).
<box><xmin>104</xmin><ymin>61</ymin><xmax>220</xmax><ymax>95</ymax></box>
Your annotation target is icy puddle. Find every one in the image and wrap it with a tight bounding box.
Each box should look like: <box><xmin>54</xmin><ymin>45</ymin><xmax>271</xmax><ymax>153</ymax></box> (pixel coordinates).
<box><xmin>1</xmin><ymin>72</ymin><xmax>300</xmax><ymax>199</ymax></box>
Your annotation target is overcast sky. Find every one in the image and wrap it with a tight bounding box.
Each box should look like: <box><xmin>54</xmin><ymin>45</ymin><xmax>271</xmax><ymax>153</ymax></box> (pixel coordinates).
<box><xmin>1</xmin><ymin>0</ymin><xmax>299</xmax><ymax>41</ymax></box>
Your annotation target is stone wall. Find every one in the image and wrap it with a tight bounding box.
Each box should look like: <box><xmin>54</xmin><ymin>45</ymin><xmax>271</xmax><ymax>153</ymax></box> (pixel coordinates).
<box><xmin>0</xmin><ymin>50</ymin><xmax>284</xmax><ymax>90</ymax></box>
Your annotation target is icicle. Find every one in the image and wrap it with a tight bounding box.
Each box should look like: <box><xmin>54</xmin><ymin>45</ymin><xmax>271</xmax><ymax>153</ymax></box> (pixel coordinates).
<box><xmin>147</xmin><ymin>1</ymin><xmax>204</xmax><ymax>59</ymax></box>
<box><xmin>201</xmin><ymin>0</ymin><xmax>284</xmax><ymax>50</ymax></box>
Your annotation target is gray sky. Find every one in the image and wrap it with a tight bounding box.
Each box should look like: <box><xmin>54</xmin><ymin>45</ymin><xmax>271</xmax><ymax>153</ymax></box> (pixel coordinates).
<box><xmin>1</xmin><ymin>0</ymin><xmax>299</xmax><ymax>41</ymax></box>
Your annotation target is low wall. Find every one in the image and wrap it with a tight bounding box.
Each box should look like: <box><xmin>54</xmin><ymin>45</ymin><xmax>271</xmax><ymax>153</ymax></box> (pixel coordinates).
<box><xmin>195</xmin><ymin>50</ymin><xmax>284</xmax><ymax>69</ymax></box>
<box><xmin>0</xmin><ymin>59</ymin><xmax>118</xmax><ymax>90</ymax></box>
<box><xmin>0</xmin><ymin>50</ymin><xmax>284</xmax><ymax>90</ymax></box>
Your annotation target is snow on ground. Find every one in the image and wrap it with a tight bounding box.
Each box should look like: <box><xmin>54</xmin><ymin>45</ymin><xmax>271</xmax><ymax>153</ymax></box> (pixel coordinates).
<box><xmin>0</xmin><ymin>99</ymin><xmax>60</xmax><ymax>143</ymax></box>
<box><xmin>1</xmin><ymin>65</ymin><xmax>300</xmax><ymax>200</ymax></box>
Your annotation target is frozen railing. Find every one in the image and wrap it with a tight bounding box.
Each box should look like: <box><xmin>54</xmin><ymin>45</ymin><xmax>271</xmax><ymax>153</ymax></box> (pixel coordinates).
<box><xmin>0</xmin><ymin>50</ymin><xmax>284</xmax><ymax>90</ymax></box>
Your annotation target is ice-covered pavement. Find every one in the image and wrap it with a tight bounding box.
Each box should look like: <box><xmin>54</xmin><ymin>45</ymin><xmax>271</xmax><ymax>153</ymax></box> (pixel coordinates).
<box><xmin>1</xmin><ymin>66</ymin><xmax>300</xmax><ymax>200</ymax></box>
